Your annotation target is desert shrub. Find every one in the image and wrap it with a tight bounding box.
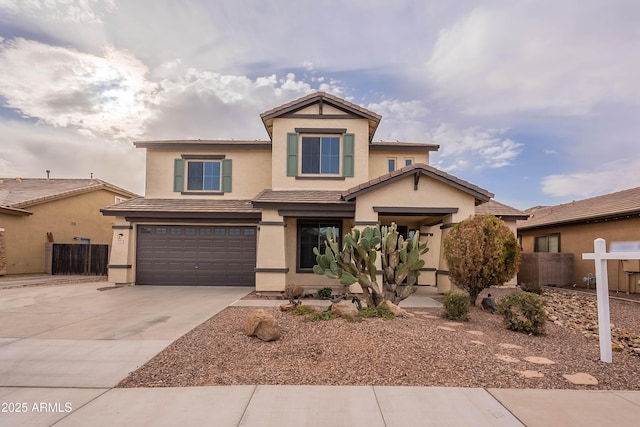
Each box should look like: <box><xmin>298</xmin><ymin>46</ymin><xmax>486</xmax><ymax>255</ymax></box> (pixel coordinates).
<box><xmin>293</xmin><ymin>305</ymin><xmax>316</xmax><ymax>316</ymax></box>
<box><xmin>519</xmin><ymin>282</ymin><xmax>542</xmax><ymax>294</ymax></box>
<box><xmin>357</xmin><ymin>306</ymin><xmax>395</xmax><ymax>320</ymax></box>
<box><xmin>318</xmin><ymin>287</ymin><xmax>333</xmax><ymax>300</ymax></box>
<box><xmin>303</xmin><ymin>311</ymin><xmax>338</xmax><ymax>322</ymax></box>
<box><xmin>443</xmin><ymin>215</ymin><xmax>520</xmax><ymax>303</ymax></box>
<box><xmin>498</xmin><ymin>292</ymin><xmax>546</xmax><ymax>335</ymax></box>
<box><xmin>443</xmin><ymin>291</ymin><xmax>470</xmax><ymax>321</ymax></box>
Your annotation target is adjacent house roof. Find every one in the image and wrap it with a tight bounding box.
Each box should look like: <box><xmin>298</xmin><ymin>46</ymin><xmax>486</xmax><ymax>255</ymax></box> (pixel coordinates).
<box><xmin>342</xmin><ymin>163</ymin><xmax>494</xmax><ymax>204</ymax></box>
<box><xmin>475</xmin><ymin>200</ymin><xmax>529</xmax><ymax>221</ymax></box>
<box><xmin>101</xmin><ymin>198</ymin><xmax>261</xmax><ymax>220</ymax></box>
<box><xmin>260</xmin><ymin>91</ymin><xmax>382</xmax><ymax>142</ymax></box>
<box><xmin>0</xmin><ymin>178</ymin><xmax>138</xmax><ymax>216</ymax></box>
<box><xmin>517</xmin><ymin>186</ymin><xmax>640</xmax><ymax>231</ymax></box>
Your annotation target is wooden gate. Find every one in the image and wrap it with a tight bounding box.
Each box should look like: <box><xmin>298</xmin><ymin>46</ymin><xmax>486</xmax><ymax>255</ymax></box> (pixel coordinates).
<box><xmin>51</xmin><ymin>244</ymin><xmax>109</xmax><ymax>275</ymax></box>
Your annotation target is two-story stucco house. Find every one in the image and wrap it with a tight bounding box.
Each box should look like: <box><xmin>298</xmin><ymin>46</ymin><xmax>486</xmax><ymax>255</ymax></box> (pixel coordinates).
<box><xmin>102</xmin><ymin>92</ymin><xmax>496</xmax><ymax>292</ymax></box>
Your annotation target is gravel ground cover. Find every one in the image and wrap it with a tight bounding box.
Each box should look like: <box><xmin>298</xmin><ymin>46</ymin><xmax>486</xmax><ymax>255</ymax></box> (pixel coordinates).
<box><xmin>117</xmin><ymin>288</ymin><xmax>640</xmax><ymax>390</ymax></box>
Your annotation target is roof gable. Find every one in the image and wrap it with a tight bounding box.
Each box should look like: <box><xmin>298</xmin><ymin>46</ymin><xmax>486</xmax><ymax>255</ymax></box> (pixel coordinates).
<box><xmin>260</xmin><ymin>91</ymin><xmax>382</xmax><ymax>141</ymax></box>
<box><xmin>518</xmin><ymin>186</ymin><xmax>640</xmax><ymax>230</ymax></box>
<box><xmin>342</xmin><ymin>163</ymin><xmax>493</xmax><ymax>203</ymax></box>
<box><xmin>0</xmin><ymin>178</ymin><xmax>139</xmax><ymax>209</ymax></box>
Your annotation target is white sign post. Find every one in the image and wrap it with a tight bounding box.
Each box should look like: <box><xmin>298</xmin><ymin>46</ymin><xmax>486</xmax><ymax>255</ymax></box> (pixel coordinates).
<box><xmin>582</xmin><ymin>238</ymin><xmax>640</xmax><ymax>363</ymax></box>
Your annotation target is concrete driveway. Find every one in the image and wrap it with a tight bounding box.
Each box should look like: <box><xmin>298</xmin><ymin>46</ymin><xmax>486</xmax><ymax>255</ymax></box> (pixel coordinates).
<box><xmin>0</xmin><ymin>281</ymin><xmax>252</xmax><ymax>388</ymax></box>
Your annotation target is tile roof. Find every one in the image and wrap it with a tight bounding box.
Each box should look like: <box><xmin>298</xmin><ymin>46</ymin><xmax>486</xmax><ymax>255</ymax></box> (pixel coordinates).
<box><xmin>101</xmin><ymin>198</ymin><xmax>259</xmax><ymax>215</ymax></box>
<box><xmin>369</xmin><ymin>141</ymin><xmax>440</xmax><ymax>151</ymax></box>
<box><xmin>252</xmin><ymin>190</ymin><xmax>348</xmax><ymax>205</ymax></box>
<box><xmin>517</xmin><ymin>186</ymin><xmax>640</xmax><ymax>230</ymax></box>
<box><xmin>260</xmin><ymin>91</ymin><xmax>381</xmax><ymax>122</ymax></box>
<box><xmin>342</xmin><ymin>163</ymin><xmax>493</xmax><ymax>202</ymax></box>
<box><xmin>260</xmin><ymin>91</ymin><xmax>382</xmax><ymax>142</ymax></box>
<box><xmin>475</xmin><ymin>200</ymin><xmax>529</xmax><ymax>219</ymax></box>
<box><xmin>134</xmin><ymin>140</ymin><xmax>271</xmax><ymax>149</ymax></box>
<box><xmin>0</xmin><ymin>178</ymin><xmax>138</xmax><ymax>209</ymax></box>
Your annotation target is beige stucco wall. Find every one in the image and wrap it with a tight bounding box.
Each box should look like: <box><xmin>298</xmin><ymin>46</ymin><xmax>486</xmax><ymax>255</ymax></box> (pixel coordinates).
<box><xmin>368</xmin><ymin>150</ymin><xmax>430</xmax><ymax>178</ymax></box>
<box><xmin>519</xmin><ymin>217</ymin><xmax>640</xmax><ymax>292</ymax></box>
<box><xmin>270</xmin><ymin>116</ymin><xmax>370</xmax><ymax>190</ymax></box>
<box><xmin>144</xmin><ymin>148</ymin><xmax>272</xmax><ymax>198</ymax></box>
<box><xmin>1</xmin><ymin>190</ymin><xmax>120</xmax><ymax>275</ymax></box>
<box><xmin>354</xmin><ymin>175</ymin><xmax>477</xmax><ymax>223</ymax></box>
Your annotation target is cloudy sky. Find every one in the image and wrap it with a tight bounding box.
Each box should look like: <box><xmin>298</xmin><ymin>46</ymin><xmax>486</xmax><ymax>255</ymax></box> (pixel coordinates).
<box><xmin>0</xmin><ymin>0</ymin><xmax>638</xmax><ymax>209</ymax></box>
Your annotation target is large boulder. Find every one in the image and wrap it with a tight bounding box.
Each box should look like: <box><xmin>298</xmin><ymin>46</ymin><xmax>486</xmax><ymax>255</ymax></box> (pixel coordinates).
<box><xmin>331</xmin><ymin>300</ymin><xmax>358</xmax><ymax>319</ymax></box>
<box><xmin>244</xmin><ymin>309</ymin><xmax>281</xmax><ymax>342</ymax></box>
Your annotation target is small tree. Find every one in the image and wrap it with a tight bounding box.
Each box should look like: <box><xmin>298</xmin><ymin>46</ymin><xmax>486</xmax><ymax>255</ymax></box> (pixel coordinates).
<box><xmin>313</xmin><ymin>223</ymin><xmax>429</xmax><ymax>308</ymax></box>
<box><xmin>443</xmin><ymin>214</ymin><xmax>520</xmax><ymax>304</ymax></box>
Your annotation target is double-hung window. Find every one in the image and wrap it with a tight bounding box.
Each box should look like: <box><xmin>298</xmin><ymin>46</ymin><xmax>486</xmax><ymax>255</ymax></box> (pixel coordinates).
<box><xmin>187</xmin><ymin>161</ymin><xmax>221</xmax><ymax>191</ymax></box>
<box><xmin>301</xmin><ymin>136</ymin><xmax>340</xmax><ymax>174</ymax></box>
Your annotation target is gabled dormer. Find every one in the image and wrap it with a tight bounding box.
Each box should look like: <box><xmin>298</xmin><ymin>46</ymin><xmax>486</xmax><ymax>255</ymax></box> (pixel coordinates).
<box><xmin>261</xmin><ymin>92</ymin><xmax>381</xmax><ymax>191</ymax></box>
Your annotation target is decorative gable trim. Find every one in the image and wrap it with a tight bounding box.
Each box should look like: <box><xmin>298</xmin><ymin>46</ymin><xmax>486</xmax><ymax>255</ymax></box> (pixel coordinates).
<box><xmin>260</xmin><ymin>91</ymin><xmax>381</xmax><ymax>141</ymax></box>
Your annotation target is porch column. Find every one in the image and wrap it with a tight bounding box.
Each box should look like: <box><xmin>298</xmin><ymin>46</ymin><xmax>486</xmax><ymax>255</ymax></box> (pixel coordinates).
<box><xmin>108</xmin><ymin>218</ymin><xmax>135</xmax><ymax>285</ymax></box>
<box><xmin>419</xmin><ymin>225</ymin><xmax>437</xmax><ymax>285</ymax></box>
<box><xmin>437</xmin><ymin>214</ymin><xmax>455</xmax><ymax>293</ymax></box>
<box><xmin>255</xmin><ymin>209</ymin><xmax>288</xmax><ymax>291</ymax></box>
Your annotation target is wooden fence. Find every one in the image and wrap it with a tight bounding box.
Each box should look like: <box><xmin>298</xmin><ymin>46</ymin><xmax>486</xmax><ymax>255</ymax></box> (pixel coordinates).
<box><xmin>49</xmin><ymin>244</ymin><xmax>109</xmax><ymax>275</ymax></box>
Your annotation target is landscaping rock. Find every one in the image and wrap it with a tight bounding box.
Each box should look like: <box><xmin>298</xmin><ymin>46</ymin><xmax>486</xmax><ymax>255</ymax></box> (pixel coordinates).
<box><xmin>330</xmin><ymin>300</ymin><xmax>358</xmax><ymax>319</ymax></box>
<box><xmin>244</xmin><ymin>309</ymin><xmax>281</xmax><ymax>342</ymax></box>
<box><xmin>380</xmin><ymin>300</ymin><xmax>414</xmax><ymax>318</ymax></box>
<box><xmin>279</xmin><ymin>303</ymin><xmax>295</xmax><ymax>312</ymax></box>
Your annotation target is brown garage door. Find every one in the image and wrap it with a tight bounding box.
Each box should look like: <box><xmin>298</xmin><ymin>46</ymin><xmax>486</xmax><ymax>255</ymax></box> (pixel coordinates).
<box><xmin>136</xmin><ymin>225</ymin><xmax>256</xmax><ymax>286</ymax></box>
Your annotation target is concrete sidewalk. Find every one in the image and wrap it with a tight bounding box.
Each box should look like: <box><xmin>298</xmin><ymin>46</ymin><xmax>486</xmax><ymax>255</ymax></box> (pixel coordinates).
<box><xmin>2</xmin><ymin>385</ymin><xmax>639</xmax><ymax>426</ymax></box>
<box><xmin>0</xmin><ymin>278</ymin><xmax>638</xmax><ymax>426</ymax></box>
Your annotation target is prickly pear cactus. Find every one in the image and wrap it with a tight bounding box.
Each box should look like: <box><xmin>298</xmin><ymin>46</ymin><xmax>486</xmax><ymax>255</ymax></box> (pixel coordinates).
<box><xmin>313</xmin><ymin>223</ymin><xmax>429</xmax><ymax>307</ymax></box>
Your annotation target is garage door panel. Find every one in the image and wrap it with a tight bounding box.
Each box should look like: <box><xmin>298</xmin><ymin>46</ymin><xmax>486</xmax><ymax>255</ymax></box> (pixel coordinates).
<box><xmin>136</xmin><ymin>225</ymin><xmax>256</xmax><ymax>286</ymax></box>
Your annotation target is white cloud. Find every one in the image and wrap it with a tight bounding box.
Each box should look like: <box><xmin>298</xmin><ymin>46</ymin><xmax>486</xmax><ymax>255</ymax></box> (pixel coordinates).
<box><xmin>0</xmin><ymin>38</ymin><xmax>158</xmax><ymax>139</ymax></box>
<box><xmin>426</xmin><ymin>2</ymin><xmax>640</xmax><ymax>116</ymax></box>
<box><xmin>0</xmin><ymin>119</ymin><xmax>144</xmax><ymax>194</ymax></box>
<box><xmin>541</xmin><ymin>157</ymin><xmax>640</xmax><ymax>199</ymax></box>
<box><xmin>544</xmin><ymin>149</ymin><xmax>558</xmax><ymax>155</ymax></box>
<box><xmin>430</xmin><ymin>124</ymin><xmax>522</xmax><ymax>170</ymax></box>
<box><xmin>0</xmin><ymin>0</ymin><xmax>116</xmax><ymax>24</ymax></box>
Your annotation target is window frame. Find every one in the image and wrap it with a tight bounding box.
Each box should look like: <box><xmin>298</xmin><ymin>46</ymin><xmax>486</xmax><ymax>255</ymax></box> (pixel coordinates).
<box><xmin>534</xmin><ymin>233</ymin><xmax>560</xmax><ymax>253</ymax></box>
<box><xmin>186</xmin><ymin>160</ymin><xmax>222</xmax><ymax>192</ymax></box>
<box><xmin>388</xmin><ymin>158</ymin><xmax>396</xmax><ymax>172</ymax></box>
<box><xmin>300</xmin><ymin>135</ymin><xmax>341</xmax><ymax>176</ymax></box>
<box><xmin>296</xmin><ymin>220</ymin><xmax>343</xmax><ymax>272</ymax></box>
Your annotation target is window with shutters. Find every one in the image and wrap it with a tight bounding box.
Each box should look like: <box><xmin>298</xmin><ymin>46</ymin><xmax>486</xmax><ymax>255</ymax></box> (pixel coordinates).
<box><xmin>173</xmin><ymin>157</ymin><xmax>232</xmax><ymax>194</ymax></box>
<box><xmin>187</xmin><ymin>161</ymin><xmax>221</xmax><ymax>191</ymax></box>
<box><xmin>286</xmin><ymin>132</ymin><xmax>354</xmax><ymax>178</ymax></box>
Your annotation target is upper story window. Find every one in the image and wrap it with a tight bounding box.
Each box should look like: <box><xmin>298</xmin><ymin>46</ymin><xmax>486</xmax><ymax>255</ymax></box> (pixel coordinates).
<box><xmin>302</xmin><ymin>136</ymin><xmax>340</xmax><ymax>174</ymax></box>
<box><xmin>287</xmin><ymin>130</ymin><xmax>354</xmax><ymax>178</ymax></box>
<box><xmin>388</xmin><ymin>158</ymin><xmax>396</xmax><ymax>172</ymax></box>
<box><xmin>187</xmin><ymin>161</ymin><xmax>221</xmax><ymax>191</ymax></box>
<box><xmin>173</xmin><ymin>156</ymin><xmax>232</xmax><ymax>194</ymax></box>
<box><xmin>405</xmin><ymin>158</ymin><xmax>413</xmax><ymax>167</ymax></box>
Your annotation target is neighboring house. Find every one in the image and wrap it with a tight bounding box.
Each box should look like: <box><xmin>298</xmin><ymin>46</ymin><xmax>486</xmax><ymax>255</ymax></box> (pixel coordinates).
<box><xmin>475</xmin><ymin>200</ymin><xmax>529</xmax><ymax>286</ymax></box>
<box><xmin>102</xmin><ymin>91</ymin><xmax>500</xmax><ymax>292</ymax></box>
<box><xmin>0</xmin><ymin>177</ymin><xmax>138</xmax><ymax>275</ymax></box>
<box><xmin>517</xmin><ymin>187</ymin><xmax>640</xmax><ymax>293</ymax></box>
